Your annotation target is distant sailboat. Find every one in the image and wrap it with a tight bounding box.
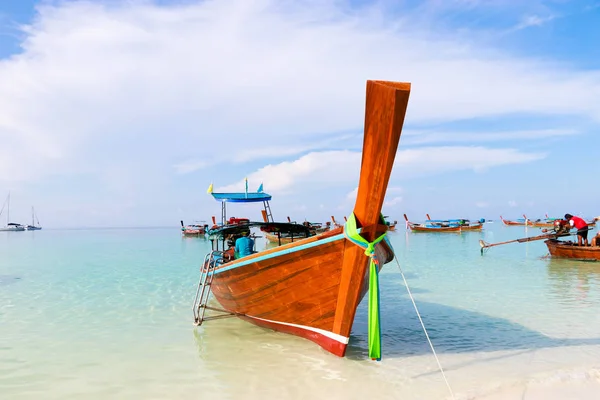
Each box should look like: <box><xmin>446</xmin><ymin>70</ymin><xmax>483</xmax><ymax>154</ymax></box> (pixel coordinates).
<box><xmin>0</xmin><ymin>193</ymin><xmax>25</xmax><ymax>232</ymax></box>
<box><xmin>26</xmin><ymin>206</ymin><xmax>42</xmax><ymax>230</ymax></box>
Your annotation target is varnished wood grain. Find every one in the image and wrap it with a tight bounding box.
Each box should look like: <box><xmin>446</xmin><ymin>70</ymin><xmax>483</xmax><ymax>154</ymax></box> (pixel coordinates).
<box><xmin>205</xmin><ymin>80</ymin><xmax>410</xmax><ymax>356</ymax></box>
<box><xmin>545</xmin><ymin>239</ymin><xmax>600</xmax><ymax>260</ymax></box>
<box><xmin>333</xmin><ymin>81</ymin><xmax>410</xmax><ymax>336</ymax></box>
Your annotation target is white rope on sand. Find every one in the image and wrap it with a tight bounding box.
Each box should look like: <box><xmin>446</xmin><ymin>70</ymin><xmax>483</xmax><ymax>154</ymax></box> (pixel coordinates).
<box><xmin>395</xmin><ymin>257</ymin><xmax>456</xmax><ymax>400</ymax></box>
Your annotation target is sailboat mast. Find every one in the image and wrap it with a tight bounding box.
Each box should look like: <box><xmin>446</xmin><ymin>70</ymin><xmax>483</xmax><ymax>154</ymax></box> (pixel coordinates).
<box><xmin>7</xmin><ymin>192</ymin><xmax>9</xmax><ymax>225</ymax></box>
<box><xmin>32</xmin><ymin>206</ymin><xmax>34</xmax><ymax>226</ymax></box>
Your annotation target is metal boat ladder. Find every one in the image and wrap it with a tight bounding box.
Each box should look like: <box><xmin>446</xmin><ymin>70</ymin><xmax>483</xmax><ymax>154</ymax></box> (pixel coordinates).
<box><xmin>192</xmin><ymin>251</ymin><xmax>237</xmax><ymax>325</ymax></box>
<box><xmin>263</xmin><ymin>200</ymin><xmax>274</xmax><ymax>222</ymax></box>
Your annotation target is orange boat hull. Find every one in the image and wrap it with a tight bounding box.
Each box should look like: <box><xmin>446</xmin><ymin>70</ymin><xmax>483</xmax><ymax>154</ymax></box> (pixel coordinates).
<box><xmin>500</xmin><ymin>217</ymin><xmax>533</xmax><ymax>226</ymax></box>
<box><xmin>408</xmin><ymin>224</ymin><xmax>461</xmax><ymax>232</ymax></box>
<box><xmin>460</xmin><ymin>223</ymin><xmax>483</xmax><ymax>231</ymax></box>
<box><xmin>545</xmin><ymin>239</ymin><xmax>600</xmax><ymax>261</ymax></box>
<box><xmin>264</xmin><ymin>232</ymin><xmax>309</xmax><ymax>244</ymax></box>
<box><xmin>198</xmin><ymin>80</ymin><xmax>411</xmax><ymax>357</ymax></box>
<box><xmin>210</xmin><ymin>228</ymin><xmax>394</xmax><ymax>356</ymax></box>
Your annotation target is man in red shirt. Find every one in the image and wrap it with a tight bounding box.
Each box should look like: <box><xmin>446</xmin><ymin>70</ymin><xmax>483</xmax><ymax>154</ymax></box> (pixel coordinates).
<box><xmin>564</xmin><ymin>213</ymin><xmax>589</xmax><ymax>246</ymax></box>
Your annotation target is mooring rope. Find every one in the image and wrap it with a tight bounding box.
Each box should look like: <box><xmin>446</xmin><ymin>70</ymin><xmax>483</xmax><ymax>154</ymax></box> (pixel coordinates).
<box><xmin>394</xmin><ymin>257</ymin><xmax>456</xmax><ymax>400</ymax></box>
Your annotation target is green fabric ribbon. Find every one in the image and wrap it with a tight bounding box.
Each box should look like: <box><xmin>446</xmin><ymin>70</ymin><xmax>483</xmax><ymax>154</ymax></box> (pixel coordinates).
<box><xmin>344</xmin><ymin>213</ymin><xmax>387</xmax><ymax>360</ymax></box>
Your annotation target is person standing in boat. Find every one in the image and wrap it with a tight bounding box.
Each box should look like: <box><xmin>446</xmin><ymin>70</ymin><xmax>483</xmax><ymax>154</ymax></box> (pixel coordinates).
<box><xmin>235</xmin><ymin>230</ymin><xmax>255</xmax><ymax>258</ymax></box>
<box><xmin>564</xmin><ymin>213</ymin><xmax>589</xmax><ymax>246</ymax></box>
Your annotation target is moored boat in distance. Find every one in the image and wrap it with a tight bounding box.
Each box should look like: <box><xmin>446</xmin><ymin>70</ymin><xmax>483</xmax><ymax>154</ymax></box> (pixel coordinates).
<box><xmin>263</xmin><ymin>216</ymin><xmax>318</xmax><ymax>245</ymax></box>
<box><xmin>0</xmin><ymin>193</ymin><xmax>25</xmax><ymax>232</ymax></box>
<box><xmin>383</xmin><ymin>216</ymin><xmax>397</xmax><ymax>231</ymax></box>
<box><xmin>1</xmin><ymin>223</ymin><xmax>25</xmax><ymax>232</ymax></box>
<box><xmin>331</xmin><ymin>216</ymin><xmax>343</xmax><ymax>229</ymax></box>
<box><xmin>181</xmin><ymin>220</ymin><xmax>207</xmax><ymax>236</ymax></box>
<box><xmin>193</xmin><ymin>80</ymin><xmax>411</xmax><ymax>358</ymax></box>
<box><xmin>306</xmin><ymin>221</ymin><xmax>330</xmax><ymax>234</ymax></box>
<box><xmin>403</xmin><ymin>214</ymin><xmax>462</xmax><ymax>232</ymax></box>
<box><xmin>25</xmin><ymin>206</ymin><xmax>42</xmax><ymax>230</ymax></box>
<box><xmin>426</xmin><ymin>214</ymin><xmax>484</xmax><ymax>231</ymax></box>
<box><xmin>500</xmin><ymin>215</ymin><xmax>533</xmax><ymax>226</ymax></box>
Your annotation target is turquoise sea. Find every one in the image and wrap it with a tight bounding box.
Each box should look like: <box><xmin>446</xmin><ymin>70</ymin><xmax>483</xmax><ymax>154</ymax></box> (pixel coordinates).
<box><xmin>1</xmin><ymin>223</ymin><xmax>600</xmax><ymax>399</ymax></box>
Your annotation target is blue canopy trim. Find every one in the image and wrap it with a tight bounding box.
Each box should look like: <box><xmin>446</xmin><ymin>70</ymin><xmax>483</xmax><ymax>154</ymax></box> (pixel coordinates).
<box><xmin>211</xmin><ymin>192</ymin><xmax>272</xmax><ymax>203</ymax></box>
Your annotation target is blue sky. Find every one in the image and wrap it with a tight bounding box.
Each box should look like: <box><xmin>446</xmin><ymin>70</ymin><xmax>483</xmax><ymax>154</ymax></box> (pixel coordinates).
<box><xmin>1</xmin><ymin>0</ymin><xmax>600</xmax><ymax>228</ymax></box>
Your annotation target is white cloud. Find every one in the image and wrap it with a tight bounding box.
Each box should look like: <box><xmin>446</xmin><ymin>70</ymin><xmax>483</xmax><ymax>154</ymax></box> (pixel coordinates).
<box><xmin>216</xmin><ymin>145</ymin><xmax>543</xmax><ymax>195</ymax></box>
<box><xmin>508</xmin><ymin>200</ymin><xmax>517</xmax><ymax>207</ymax></box>
<box><xmin>384</xmin><ymin>196</ymin><xmax>403</xmax><ymax>207</ymax></box>
<box><xmin>216</xmin><ymin>150</ymin><xmax>361</xmax><ymax>194</ymax></box>
<box><xmin>393</xmin><ymin>146</ymin><xmax>545</xmax><ymax>178</ymax></box>
<box><xmin>402</xmin><ymin>128</ymin><xmax>579</xmax><ymax>146</ymax></box>
<box><xmin>346</xmin><ymin>187</ymin><xmax>358</xmax><ymax>200</ymax></box>
<box><xmin>0</xmin><ymin>0</ymin><xmax>598</xmax><ymax>225</ymax></box>
<box><xmin>175</xmin><ymin>133</ymin><xmax>357</xmax><ymax>173</ymax></box>
<box><xmin>1</xmin><ymin>0</ymin><xmax>600</xmax><ymax>186</ymax></box>
<box><xmin>511</xmin><ymin>14</ymin><xmax>555</xmax><ymax>31</ymax></box>
<box><xmin>173</xmin><ymin>159</ymin><xmax>209</xmax><ymax>174</ymax></box>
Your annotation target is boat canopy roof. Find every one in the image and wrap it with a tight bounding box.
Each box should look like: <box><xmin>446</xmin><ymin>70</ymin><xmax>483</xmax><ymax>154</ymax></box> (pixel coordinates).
<box><xmin>211</xmin><ymin>192</ymin><xmax>272</xmax><ymax>203</ymax></box>
<box><xmin>208</xmin><ymin>221</ymin><xmax>311</xmax><ymax>237</ymax></box>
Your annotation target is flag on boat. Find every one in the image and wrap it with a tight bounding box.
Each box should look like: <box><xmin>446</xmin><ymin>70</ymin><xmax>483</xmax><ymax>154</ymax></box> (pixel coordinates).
<box><xmin>206</xmin><ymin>183</ymin><xmax>213</xmax><ymax>193</ymax></box>
<box><xmin>257</xmin><ymin>182</ymin><xmax>263</xmax><ymax>193</ymax></box>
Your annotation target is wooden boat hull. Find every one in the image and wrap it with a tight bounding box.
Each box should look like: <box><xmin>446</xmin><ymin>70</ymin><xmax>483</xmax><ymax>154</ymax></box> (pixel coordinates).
<box><xmin>545</xmin><ymin>239</ymin><xmax>600</xmax><ymax>261</ymax></box>
<box><xmin>460</xmin><ymin>223</ymin><xmax>483</xmax><ymax>231</ymax></box>
<box><xmin>408</xmin><ymin>223</ymin><xmax>461</xmax><ymax>232</ymax></box>
<box><xmin>264</xmin><ymin>232</ymin><xmax>309</xmax><ymax>244</ymax></box>
<box><xmin>210</xmin><ymin>228</ymin><xmax>394</xmax><ymax>356</ymax></box>
<box><xmin>530</xmin><ymin>222</ymin><xmax>554</xmax><ymax>228</ymax></box>
<box><xmin>197</xmin><ymin>80</ymin><xmax>411</xmax><ymax>358</ymax></box>
<box><xmin>500</xmin><ymin>217</ymin><xmax>532</xmax><ymax>226</ymax></box>
<box><xmin>183</xmin><ymin>229</ymin><xmax>205</xmax><ymax>236</ymax></box>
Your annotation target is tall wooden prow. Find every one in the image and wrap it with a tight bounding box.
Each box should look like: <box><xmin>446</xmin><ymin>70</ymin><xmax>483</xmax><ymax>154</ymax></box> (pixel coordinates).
<box><xmin>333</xmin><ymin>81</ymin><xmax>411</xmax><ymax>342</ymax></box>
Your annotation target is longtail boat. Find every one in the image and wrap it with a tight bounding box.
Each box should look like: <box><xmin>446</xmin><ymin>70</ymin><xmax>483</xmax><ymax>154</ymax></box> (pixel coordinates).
<box><xmin>499</xmin><ymin>215</ymin><xmax>533</xmax><ymax>226</ymax></box>
<box><xmin>181</xmin><ymin>220</ymin><xmax>207</xmax><ymax>236</ymax></box>
<box><xmin>193</xmin><ymin>80</ymin><xmax>411</xmax><ymax>358</ymax></box>
<box><xmin>383</xmin><ymin>216</ymin><xmax>397</xmax><ymax>231</ymax></box>
<box><xmin>425</xmin><ymin>214</ymin><xmax>484</xmax><ymax>231</ymax></box>
<box><xmin>518</xmin><ymin>214</ymin><xmax>556</xmax><ymax>228</ymax></box>
<box><xmin>481</xmin><ymin>222</ymin><xmax>600</xmax><ymax>260</ymax></box>
<box><xmin>263</xmin><ymin>216</ymin><xmax>315</xmax><ymax>245</ymax></box>
<box><xmin>263</xmin><ymin>231</ymin><xmax>302</xmax><ymax>245</ymax></box>
<box><xmin>403</xmin><ymin>214</ymin><xmax>461</xmax><ymax>232</ymax></box>
<box><xmin>305</xmin><ymin>221</ymin><xmax>331</xmax><ymax>234</ymax></box>
<box><xmin>263</xmin><ymin>217</ymin><xmax>330</xmax><ymax>244</ymax></box>
<box><xmin>459</xmin><ymin>221</ymin><xmax>484</xmax><ymax>231</ymax></box>
<box><xmin>545</xmin><ymin>239</ymin><xmax>600</xmax><ymax>261</ymax></box>
<box><xmin>480</xmin><ymin>219</ymin><xmax>600</xmax><ymax>259</ymax></box>
<box><xmin>331</xmin><ymin>216</ymin><xmax>343</xmax><ymax>229</ymax></box>
<box><xmin>523</xmin><ymin>214</ymin><xmax>597</xmax><ymax>229</ymax></box>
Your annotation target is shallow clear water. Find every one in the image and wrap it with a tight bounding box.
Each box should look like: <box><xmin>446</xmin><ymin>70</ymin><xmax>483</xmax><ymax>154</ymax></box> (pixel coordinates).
<box><xmin>1</xmin><ymin>224</ymin><xmax>599</xmax><ymax>399</ymax></box>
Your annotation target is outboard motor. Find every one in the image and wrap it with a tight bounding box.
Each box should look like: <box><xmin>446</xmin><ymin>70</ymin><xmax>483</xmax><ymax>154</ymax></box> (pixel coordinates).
<box><xmin>553</xmin><ymin>219</ymin><xmax>570</xmax><ymax>234</ymax></box>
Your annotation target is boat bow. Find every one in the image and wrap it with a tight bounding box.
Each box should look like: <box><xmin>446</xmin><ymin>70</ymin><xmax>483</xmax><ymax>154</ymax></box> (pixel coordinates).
<box><xmin>194</xmin><ymin>80</ymin><xmax>411</xmax><ymax>358</ymax></box>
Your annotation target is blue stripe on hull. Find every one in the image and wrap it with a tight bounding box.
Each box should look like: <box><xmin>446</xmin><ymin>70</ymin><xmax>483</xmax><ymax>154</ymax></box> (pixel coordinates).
<box><xmin>214</xmin><ymin>233</ymin><xmax>347</xmax><ymax>275</ymax></box>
